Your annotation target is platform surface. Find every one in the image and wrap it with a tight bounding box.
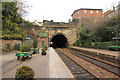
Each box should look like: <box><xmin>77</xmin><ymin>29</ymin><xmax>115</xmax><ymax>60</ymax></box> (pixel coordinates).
<box><xmin>2</xmin><ymin>47</ymin><xmax>74</xmax><ymax>78</ymax></box>
<box><xmin>69</xmin><ymin>46</ymin><xmax>119</xmax><ymax>57</ymax></box>
<box><xmin>48</xmin><ymin>47</ymin><xmax>74</xmax><ymax>78</ymax></box>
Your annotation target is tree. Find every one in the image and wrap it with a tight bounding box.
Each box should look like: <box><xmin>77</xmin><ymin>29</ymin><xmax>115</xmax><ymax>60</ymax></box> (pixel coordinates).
<box><xmin>77</xmin><ymin>27</ymin><xmax>94</xmax><ymax>47</ymax></box>
<box><xmin>93</xmin><ymin>16</ymin><xmax>120</xmax><ymax>42</ymax></box>
<box><xmin>2</xmin><ymin>2</ymin><xmax>33</xmax><ymax>40</ymax></box>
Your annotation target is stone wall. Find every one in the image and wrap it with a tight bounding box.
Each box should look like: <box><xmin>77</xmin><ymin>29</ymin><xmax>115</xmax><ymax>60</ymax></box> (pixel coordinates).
<box><xmin>1</xmin><ymin>39</ymin><xmax>22</xmax><ymax>49</ymax></box>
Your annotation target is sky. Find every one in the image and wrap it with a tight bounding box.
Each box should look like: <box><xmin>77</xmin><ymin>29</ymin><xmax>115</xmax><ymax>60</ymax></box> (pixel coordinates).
<box><xmin>25</xmin><ymin>0</ymin><xmax>120</xmax><ymax>22</ymax></box>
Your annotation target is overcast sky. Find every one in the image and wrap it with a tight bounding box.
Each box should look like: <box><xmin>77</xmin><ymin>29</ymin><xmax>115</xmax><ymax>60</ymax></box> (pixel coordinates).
<box><xmin>25</xmin><ymin>0</ymin><xmax>120</xmax><ymax>22</ymax></box>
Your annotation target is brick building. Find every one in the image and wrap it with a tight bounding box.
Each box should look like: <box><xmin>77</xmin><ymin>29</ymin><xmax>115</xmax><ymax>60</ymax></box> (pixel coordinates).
<box><xmin>103</xmin><ymin>6</ymin><xmax>119</xmax><ymax>19</ymax></box>
<box><xmin>102</xmin><ymin>10</ymin><xmax>111</xmax><ymax>17</ymax></box>
<box><xmin>71</xmin><ymin>8</ymin><xmax>103</xmax><ymax>20</ymax></box>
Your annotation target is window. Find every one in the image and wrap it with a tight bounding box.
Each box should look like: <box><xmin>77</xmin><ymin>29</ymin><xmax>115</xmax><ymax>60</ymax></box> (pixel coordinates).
<box><xmin>78</xmin><ymin>11</ymin><xmax>79</xmax><ymax>14</ymax></box>
<box><xmin>91</xmin><ymin>10</ymin><xmax>93</xmax><ymax>14</ymax></box>
<box><xmin>84</xmin><ymin>10</ymin><xmax>87</xmax><ymax>13</ymax></box>
<box><xmin>96</xmin><ymin>10</ymin><xmax>99</xmax><ymax>14</ymax></box>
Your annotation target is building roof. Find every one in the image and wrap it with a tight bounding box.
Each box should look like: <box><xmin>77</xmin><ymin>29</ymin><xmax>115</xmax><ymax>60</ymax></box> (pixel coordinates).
<box><xmin>71</xmin><ymin>8</ymin><xmax>103</xmax><ymax>16</ymax></box>
<box><xmin>33</xmin><ymin>22</ymin><xmax>43</xmax><ymax>26</ymax></box>
<box><xmin>103</xmin><ymin>10</ymin><xmax>112</xmax><ymax>16</ymax></box>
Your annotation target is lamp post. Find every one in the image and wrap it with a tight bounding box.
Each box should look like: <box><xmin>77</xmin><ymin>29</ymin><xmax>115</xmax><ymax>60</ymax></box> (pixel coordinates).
<box><xmin>20</xmin><ymin>18</ymin><xmax>24</xmax><ymax>45</ymax></box>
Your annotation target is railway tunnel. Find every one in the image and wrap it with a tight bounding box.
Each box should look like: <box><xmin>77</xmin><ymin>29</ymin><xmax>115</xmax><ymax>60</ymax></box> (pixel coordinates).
<box><xmin>50</xmin><ymin>34</ymin><xmax>69</xmax><ymax>48</ymax></box>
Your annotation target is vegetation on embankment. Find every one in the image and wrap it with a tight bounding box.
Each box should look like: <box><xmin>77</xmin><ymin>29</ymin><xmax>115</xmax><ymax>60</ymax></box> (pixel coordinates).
<box><xmin>2</xmin><ymin>2</ymin><xmax>34</xmax><ymax>40</ymax></box>
<box><xmin>75</xmin><ymin>16</ymin><xmax>120</xmax><ymax>50</ymax></box>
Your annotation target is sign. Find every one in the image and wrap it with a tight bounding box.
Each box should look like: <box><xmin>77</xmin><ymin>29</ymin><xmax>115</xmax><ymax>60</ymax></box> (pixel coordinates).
<box><xmin>20</xmin><ymin>54</ymin><xmax>24</xmax><ymax>56</ymax></box>
<box><xmin>26</xmin><ymin>36</ymin><xmax>31</xmax><ymax>39</ymax></box>
<box><xmin>39</xmin><ymin>32</ymin><xmax>48</xmax><ymax>37</ymax></box>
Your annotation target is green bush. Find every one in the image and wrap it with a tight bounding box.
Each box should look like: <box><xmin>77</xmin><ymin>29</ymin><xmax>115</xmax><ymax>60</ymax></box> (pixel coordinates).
<box><xmin>94</xmin><ymin>42</ymin><xmax>109</xmax><ymax>49</ymax></box>
<box><xmin>15</xmin><ymin>65</ymin><xmax>34</xmax><ymax>80</ymax></box>
<box><xmin>4</xmin><ymin>43</ymin><xmax>11</xmax><ymax>52</ymax></box>
<box><xmin>14</xmin><ymin>43</ymin><xmax>20</xmax><ymax>50</ymax></box>
<box><xmin>74</xmin><ymin>40</ymin><xmax>120</xmax><ymax>50</ymax></box>
<box><xmin>33</xmin><ymin>39</ymin><xmax>38</xmax><ymax>48</ymax></box>
<box><xmin>93</xmin><ymin>41</ymin><xmax>120</xmax><ymax>49</ymax></box>
<box><xmin>74</xmin><ymin>40</ymin><xmax>80</xmax><ymax>46</ymax></box>
<box><xmin>42</xmin><ymin>48</ymin><xmax>46</xmax><ymax>52</ymax></box>
<box><xmin>20</xmin><ymin>44</ymin><xmax>31</xmax><ymax>52</ymax></box>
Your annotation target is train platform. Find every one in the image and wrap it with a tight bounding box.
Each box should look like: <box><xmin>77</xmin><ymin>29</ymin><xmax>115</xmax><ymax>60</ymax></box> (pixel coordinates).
<box><xmin>69</xmin><ymin>46</ymin><xmax>119</xmax><ymax>58</ymax></box>
<box><xmin>48</xmin><ymin>47</ymin><xmax>74</xmax><ymax>78</ymax></box>
<box><xmin>2</xmin><ymin>47</ymin><xmax>74</xmax><ymax>78</ymax></box>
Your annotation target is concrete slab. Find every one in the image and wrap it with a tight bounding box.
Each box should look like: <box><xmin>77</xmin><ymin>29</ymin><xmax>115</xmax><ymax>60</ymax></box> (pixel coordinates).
<box><xmin>48</xmin><ymin>47</ymin><xmax>74</xmax><ymax>78</ymax></box>
<box><xmin>69</xmin><ymin>46</ymin><xmax>119</xmax><ymax>57</ymax></box>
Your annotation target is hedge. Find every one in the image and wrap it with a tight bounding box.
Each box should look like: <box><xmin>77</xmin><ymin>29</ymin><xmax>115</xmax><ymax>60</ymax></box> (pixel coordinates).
<box><xmin>75</xmin><ymin>40</ymin><xmax>120</xmax><ymax>50</ymax></box>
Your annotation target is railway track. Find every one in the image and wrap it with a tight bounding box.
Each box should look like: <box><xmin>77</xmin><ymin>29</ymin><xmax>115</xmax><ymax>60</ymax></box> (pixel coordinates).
<box><xmin>65</xmin><ymin>48</ymin><xmax>120</xmax><ymax>75</ymax></box>
<box><xmin>55</xmin><ymin>49</ymin><xmax>98</xmax><ymax>80</ymax></box>
<box><xmin>57</xmin><ymin>48</ymin><xmax>119</xmax><ymax>79</ymax></box>
<box><xmin>68</xmin><ymin>48</ymin><xmax>119</xmax><ymax>69</ymax></box>
<box><xmin>69</xmin><ymin>48</ymin><xmax>120</xmax><ymax>65</ymax></box>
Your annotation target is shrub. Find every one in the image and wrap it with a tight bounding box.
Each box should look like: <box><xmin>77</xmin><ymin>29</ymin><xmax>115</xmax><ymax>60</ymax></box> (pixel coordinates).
<box><xmin>42</xmin><ymin>48</ymin><xmax>46</xmax><ymax>52</ymax></box>
<box><xmin>74</xmin><ymin>40</ymin><xmax>120</xmax><ymax>50</ymax></box>
<box><xmin>93</xmin><ymin>41</ymin><xmax>120</xmax><ymax>49</ymax></box>
<box><xmin>4</xmin><ymin>43</ymin><xmax>11</xmax><ymax>52</ymax></box>
<box><xmin>74</xmin><ymin>40</ymin><xmax>80</xmax><ymax>46</ymax></box>
<box><xmin>20</xmin><ymin>44</ymin><xmax>31</xmax><ymax>52</ymax></box>
<box><xmin>33</xmin><ymin>39</ymin><xmax>38</xmax><ymax>48</ymax></box>
<box><xmin>14</xmin><ymin>43</ymin><xmax>20</xmax><ymax>50</ymax></box>
<box><xmin>15</xmin><ymin>65</ymin><xmax>34</xmax><ymax>80</ymax></box>
<box><xmin>94</xmin><ymin>42</ymin><xmax>110</xmax><ymax>49</ymax></box>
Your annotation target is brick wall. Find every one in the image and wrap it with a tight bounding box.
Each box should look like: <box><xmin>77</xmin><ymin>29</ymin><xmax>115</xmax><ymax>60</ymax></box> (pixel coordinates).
<box><xmin>38</xmin><ymin>38</ymin><xmax>48</xmax><ymax>48</ymax></box>
<box><xmin>72</xmin><ymin>9</ymin><xmax>102</xmax><ymax>19</ymax></box>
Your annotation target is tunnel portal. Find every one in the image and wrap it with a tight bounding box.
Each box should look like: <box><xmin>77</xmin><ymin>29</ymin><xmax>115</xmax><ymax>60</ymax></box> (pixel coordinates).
<box><xmin>50</xmin><ymin>34</ymin><xmax>68</xmax><ymax>48</ymax></box>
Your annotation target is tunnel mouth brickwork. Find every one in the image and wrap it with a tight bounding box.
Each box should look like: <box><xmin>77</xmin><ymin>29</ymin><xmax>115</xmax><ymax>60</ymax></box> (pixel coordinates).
<box><xmin>50</xmin><ymin>34</ymin><xmax>68</xmax><ymax>48</ymax></box>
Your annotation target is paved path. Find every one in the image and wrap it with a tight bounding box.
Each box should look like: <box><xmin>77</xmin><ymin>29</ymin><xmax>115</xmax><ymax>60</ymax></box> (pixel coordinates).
<box><xmin>2</xmin><ymin>47</ymin><xmax>74</xmax><ymax>78</ymax></box>
<box><xmin>1</xmin><ymin>52</ymin><xmax>16</xmax><ymax>64</ymax></box>
<box><xmin>2</xmin><ymin>50</ymin><xmax>49</xmax><ymax>78</ymax></box>
<box><xmin>69</xmin><ymin>46</ymin><xmax>119</xmax><ymax>57</ymax></box>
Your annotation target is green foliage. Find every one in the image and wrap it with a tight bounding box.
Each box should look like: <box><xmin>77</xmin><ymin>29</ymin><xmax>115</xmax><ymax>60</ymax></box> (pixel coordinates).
<box><xmin>33</xmin><ymin>39</ymin><xmax>38</xmax><ymax>48</ymax></box>
<box><xmin>4</xmin><ymin>43</ymin><xmax>11</xmax><ymax>52</ymax></box>
<box><xmin>72</xmin><ymin>18</ymin><xmax>79</xmax><ymax>25</ymax></box>
<box><xmin>75</xmin><ymin>39</ymin><xmax>81</xmax><ymax>46</ymax></box>
<box><xmin>2</xmin><ymin>2</ymin><xmax>33</xmax><ymax>40</ymax></box>
<box><xmin>15</xmin><ymin>65</ymin><xmax>34</xmax><ymax>80</ymax></box>
<box><xmin>94</xmin><ymin>42</ymin><xmax>110</xmax><ymax>49</ymax></box>
<box><xmin>14</xmin><ymin>43</ymin><xmax>20</xmax><ymax>50</ymax></box>
<box><xmin>93</xmin><ymin>41</ymin><xmax>120</xmax><ymax>49</ymax></box>
<box><xmin>77</xmin><ymin>27</ymin><xmax>94</xmax><ymax>47</ymax></box>
<box><xmin>42</xmin><ymin>48</ymin><xmax>46</xmax><ymax>52</ymax></box>
<box><xmin>20</xmin><ymin>44</ymin><xmax>31</xmax><ymax>52</ymax></box>
<box><xmin>93</xmin><ymin>17</ymin><xmax>120</xmax><ymax>42</ymax></box>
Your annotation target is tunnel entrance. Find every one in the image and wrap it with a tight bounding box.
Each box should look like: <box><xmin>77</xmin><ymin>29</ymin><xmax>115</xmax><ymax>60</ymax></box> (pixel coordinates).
<box><xmin>50</xmin><ymin>34</ymin><xmax>68</xmax><ymax>48</ymax></box>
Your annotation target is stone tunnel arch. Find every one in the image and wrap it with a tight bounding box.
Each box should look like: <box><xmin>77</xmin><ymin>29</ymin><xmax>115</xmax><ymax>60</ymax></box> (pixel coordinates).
<box><xmin>50</xmin><ymin>33</ymin><xmax>69</xmax><ymax>48</ymax></box>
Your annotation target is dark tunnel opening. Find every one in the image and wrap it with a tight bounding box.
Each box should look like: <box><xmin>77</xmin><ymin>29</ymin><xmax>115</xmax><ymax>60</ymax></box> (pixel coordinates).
<box><xmin>50</xmin><ymin>34</ymin><xmax>68</xmax><ymax>48</ymax></box>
